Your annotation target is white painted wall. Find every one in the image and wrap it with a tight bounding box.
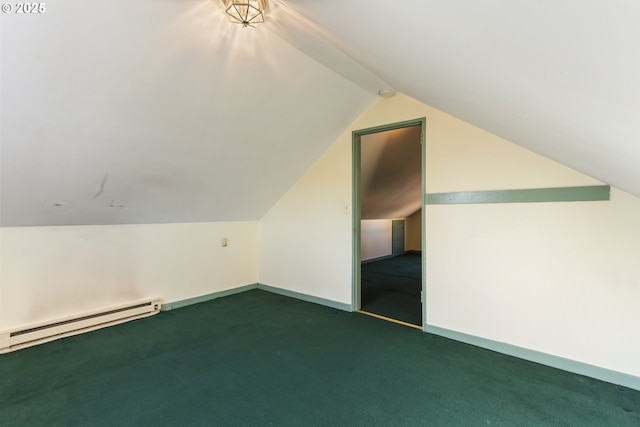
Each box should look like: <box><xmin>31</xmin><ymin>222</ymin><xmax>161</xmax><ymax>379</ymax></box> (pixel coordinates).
<box><xmin>0</xmin><ymin>222</ymin><xmax>258</xmax><ymax>331</ymax></box>
<box><xmin>426</xmin><ymin>188</ymin><xmax>640</xmax><ymax>376</ymax></box>
<box><xmin>360</xmin><ymin>219</ymin><xmax>392</xmax><ymax>261</ymax></box>
<box><xmin>258</xmin><ymin>92</ymin><xmax>640</xmax><ymax>378</ymax></box>
<box><xmin>361</xmin><ymin>216</ymin><xmax>421</xmax><ymax>260</ymax></box>
<box><xmin>258</xmin><ymin>141</ymin><xmax>353</xmax><ymax>304</ymax></box>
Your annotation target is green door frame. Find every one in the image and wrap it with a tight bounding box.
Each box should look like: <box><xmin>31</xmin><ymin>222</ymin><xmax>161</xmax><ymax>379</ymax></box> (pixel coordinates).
<box><xmin>352</xmin><ymin>117</ymin><xmax>427</xmax><ymax>328</ymax></box>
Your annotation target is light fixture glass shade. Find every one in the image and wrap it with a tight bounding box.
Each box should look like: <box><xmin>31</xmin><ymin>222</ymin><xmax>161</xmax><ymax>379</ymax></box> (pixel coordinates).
<box><xmin>223</xmin><ymin>0</ymin><xmax>267</xmax><ymax>28</ymax></box>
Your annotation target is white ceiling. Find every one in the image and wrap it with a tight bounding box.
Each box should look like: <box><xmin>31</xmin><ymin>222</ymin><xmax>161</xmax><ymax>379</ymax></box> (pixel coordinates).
<box><xmin>2</xmin><ymin>0</ymin><xmax>639</xmax><ymax>226</ymax></box>
<box><xmin>288</xmin><ymin>0</ymin><xmax>640</xmax><ymax>197</ymax></box>
<box><xmin>0</xmin><ymin>0</ymin><xmax>375</xmax><ymax>226</ymax></box>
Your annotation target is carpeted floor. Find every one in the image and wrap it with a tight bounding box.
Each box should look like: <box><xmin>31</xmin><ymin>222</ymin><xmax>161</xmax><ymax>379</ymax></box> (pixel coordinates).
<box><xmin>1</xmin><ymin>289</ymin><xmax>638</xmax><ymax>426</ymax></box>
<box><xmin>361</xmin><ymin>253</ymin><xmax>422</xmax><ymax>325</ymax></box>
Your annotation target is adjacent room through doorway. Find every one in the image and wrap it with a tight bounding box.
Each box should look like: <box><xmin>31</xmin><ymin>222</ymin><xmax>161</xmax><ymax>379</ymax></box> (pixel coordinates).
<box><xmin>353</xmin><ymin>120</ymin><xmax>425</xmax><ymax>328</ymax></box>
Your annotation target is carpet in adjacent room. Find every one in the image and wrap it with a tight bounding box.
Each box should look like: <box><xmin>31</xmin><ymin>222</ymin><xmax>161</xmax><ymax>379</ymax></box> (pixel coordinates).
<box><xmin>361</xmin><ymin>252</ymin><xmax>422</xmax><ymax>326</ymax></box>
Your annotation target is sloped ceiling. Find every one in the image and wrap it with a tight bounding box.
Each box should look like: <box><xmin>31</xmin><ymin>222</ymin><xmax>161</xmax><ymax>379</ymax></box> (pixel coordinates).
<box><xmin>361</xmin><ymin>126</ymin><xmax>422</xmax><ymax>220</ymax></box>
<box><xmin>287</xmin><ymin>0</ymin><xmax>640</xmax><ymax>198</ymax></box>
<box><xmin>0</xmin><ymin>0</ymin><xmax>376</xmax><ymax>226</ymax></box>
<box><xmin>2</xmin><ymin>0</ymin><xmax>640</xmax><ymax>226</ymax></box>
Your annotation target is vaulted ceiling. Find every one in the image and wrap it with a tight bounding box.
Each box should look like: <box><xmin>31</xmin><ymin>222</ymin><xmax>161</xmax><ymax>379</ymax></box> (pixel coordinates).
<box><xmin>2</xmin><ymin>0</ymin><xmax>639</xmax><ymax>226</ymax></box>
<box><xmin>361</xmin><ymin>126</ymin><xmax>422</xmax><ymax>220</ymax></box>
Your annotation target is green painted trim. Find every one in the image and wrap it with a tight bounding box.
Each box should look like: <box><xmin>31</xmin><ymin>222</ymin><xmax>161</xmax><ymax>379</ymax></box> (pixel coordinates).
<box><xmin>162</xmin><ymin>283</ymin><xmax>351</xmax><ymax>313</ymax></box>
<box><xmin>425</xmin><ymin>185</ymin><xmax>610</xmax><ymax>205</ymax></box>
<box><xmin>257</xmin><ymin>284</ymin><xmax>351</xmax><ymax>312</ymax></box>
<box><xmin>420</xmin><ymin>117</ymin><xmax>427</xmax><ymax>326</ymax></box>
<box><xmin>352</xmin><ymin>130</ymin><xmax>362</xmax><ymax>312</ymax></box>
<box><xmin>352</xmin><ymin>117</ymin><xmax>427</xmax><ymax>316</ymax></box>
<box><xmin>161</xmin><ymin>284</ymin><xmax>258</xmax><ymax>311</ymax></box>
<box><xmin>354</xmin><ymin>118</ymin><xmax>427</xmax><ymax>137</ymax></box>
<box><xmin>424</xmin><ymin>324</ymin><xmax>640</xmax><ymax>391</ymax></box>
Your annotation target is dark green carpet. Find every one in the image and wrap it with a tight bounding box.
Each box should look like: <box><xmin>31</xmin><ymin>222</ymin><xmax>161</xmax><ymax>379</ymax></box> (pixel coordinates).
<box><xmin>1</xmin><ymin>289</ymin><xmax>638</xmax><ymax>426</ymax></box>
<box><xmin>361</xmin><ymin>253</ymin><xmax>422</xmax><ymax>325</ymax></box>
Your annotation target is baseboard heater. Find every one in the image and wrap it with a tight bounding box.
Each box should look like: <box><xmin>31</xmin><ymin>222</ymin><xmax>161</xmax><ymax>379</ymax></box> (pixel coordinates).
<box><xmin>0</xmin><ymin>299</ymin><xmax>161</xmax><ymax>354</ymax></box>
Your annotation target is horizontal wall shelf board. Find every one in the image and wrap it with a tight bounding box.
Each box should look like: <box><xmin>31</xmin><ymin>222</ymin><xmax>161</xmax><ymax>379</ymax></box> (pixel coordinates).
<box><xmin>425</xmin><ymin>185</ymin><xmax>610</xmax><ymax>205</ymax></box>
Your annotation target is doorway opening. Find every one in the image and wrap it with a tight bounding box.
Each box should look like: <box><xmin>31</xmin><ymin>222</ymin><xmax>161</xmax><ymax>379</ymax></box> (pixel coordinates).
<box><xmin>352</xmin><ymin>118</ymin><xmax>426</xmax><ymax>329</ymax></box>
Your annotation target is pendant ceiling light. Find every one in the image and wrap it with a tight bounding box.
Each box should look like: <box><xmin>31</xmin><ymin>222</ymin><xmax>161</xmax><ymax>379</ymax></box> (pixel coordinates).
<box><xmin>223</xmin><ymin>0</ymin><xmax>267</xmax><ymax>28</ymax></box>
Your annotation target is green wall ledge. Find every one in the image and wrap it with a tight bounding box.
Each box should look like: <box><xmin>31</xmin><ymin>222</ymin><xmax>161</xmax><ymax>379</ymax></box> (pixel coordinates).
<box><xmin>425</xmin><ymin>185</ymin><xmax>610</xmax><ymax>205</ymax></box>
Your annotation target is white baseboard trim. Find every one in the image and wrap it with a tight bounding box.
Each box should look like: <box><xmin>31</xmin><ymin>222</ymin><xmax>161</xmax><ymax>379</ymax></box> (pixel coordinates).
<box><xmin>424</xmin><ymin>324</ymin><xmax>640</xmax><ymax>391</ymax></box>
